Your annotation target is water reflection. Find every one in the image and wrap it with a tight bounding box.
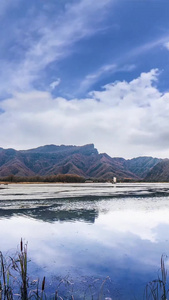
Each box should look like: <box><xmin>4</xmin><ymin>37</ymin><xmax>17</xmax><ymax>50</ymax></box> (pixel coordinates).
<box><xmin>0</xmin><ymin>183</ymin><xmax>169</xmax><ymax>299</ymax></box>
<box><xmin>0</xmin><ymin>206</ymin><xmax>98</xmax><ymax>223</ymax></box>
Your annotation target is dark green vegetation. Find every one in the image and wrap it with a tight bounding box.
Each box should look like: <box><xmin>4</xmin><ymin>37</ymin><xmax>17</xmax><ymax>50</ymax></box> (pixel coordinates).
<box><xmin>0</xmin><ymin>144</ymin><xmax>166</xmax><ymax>181</ymax></box>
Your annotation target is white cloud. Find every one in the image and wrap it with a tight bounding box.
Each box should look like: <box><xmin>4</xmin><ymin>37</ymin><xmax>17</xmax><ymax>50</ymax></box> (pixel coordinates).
<box><xmin>78</xmin><ymin>64</ymin><xmax>117</xmax><ymax>93</ymax></box>
<box><xmin>132</xmin><ymin>35</ymin><xmax>169</xmax><ymax>62</ymax></box>
<box><xmin>164</xmin><ymin>41</ymin><xmax>169</xmax><ymax>50</ymax></box>
<box><xmin>0</xmin><ymin>0</ymin><xmax>168</xmax><ymax>99</ymax></box>
<box><xmin>1</xmin><ymin>69</ymin><xmax>169</xmax><ymax>158</ymax></box>
<box><xmin>76</xmin><ymin>34</ymin><xmax>169</xmax><ymax>96</ymax></box>
<box><xmin>78</xmin><ymin>64</ymin><xmax>136</xmax><ymax>95</ymax></box>
<box><xmin>2</xmin><ymin>0</ymin><xmax>114</xmax><ymax>93</ymax></box>
<box><xmin>50</xmin><ymin>79</ymin><xmax>61</xmax><ymax>90</ymax></box>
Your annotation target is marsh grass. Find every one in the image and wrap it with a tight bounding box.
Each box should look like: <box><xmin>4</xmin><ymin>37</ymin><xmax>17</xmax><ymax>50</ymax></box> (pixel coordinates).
<box><xmin>0</xmin><ymin>240</ymin><xmax>47</xmax><ymax>300</ymax></box>
<box><xmin>145</xmin><ymin>255</ymin><xmax>169</xmax><ymax>300</ymax></box>
<box><xmin>1</xmin><ymin>240</ymin><xmax>169</xmax><ymax>300</ymax></box>
<box><xmin>0</xmin><ymin>240</ymin><xmax>111</xmax><ymax>300</ymax></box>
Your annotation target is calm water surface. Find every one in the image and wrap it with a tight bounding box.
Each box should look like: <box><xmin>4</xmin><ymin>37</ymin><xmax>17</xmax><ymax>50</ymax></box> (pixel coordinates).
<box><xmin>0</xmin><ymin>182</ymin><xmax>169</xmax><ymax>299</ymax></box>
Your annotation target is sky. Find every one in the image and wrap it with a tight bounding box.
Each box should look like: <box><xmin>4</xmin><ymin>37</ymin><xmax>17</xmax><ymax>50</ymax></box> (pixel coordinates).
<box><xmin>1</xmin><ymin>0</ymin><xmax>169</xmax><ymax>158</ymax></box>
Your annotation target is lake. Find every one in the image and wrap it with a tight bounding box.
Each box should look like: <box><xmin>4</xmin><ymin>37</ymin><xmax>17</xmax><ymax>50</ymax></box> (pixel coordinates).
<box><xmin>0</xmin><ymin>182</ymin><xmax>169</xmax><ymax>299</ymax></box>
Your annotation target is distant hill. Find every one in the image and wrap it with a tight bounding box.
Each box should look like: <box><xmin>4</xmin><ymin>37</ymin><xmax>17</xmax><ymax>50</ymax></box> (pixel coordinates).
<box><xmin>125</xmin><ymin>156</ymin><xmax>162</xmax><ymax>178</ymax></box>
<box><xmin>145</xmin><ymin>159</ymin><xmax>169</xmax><ymax>182</ymax></box>
<box><xmin>0</xmin><ymin>144</ymin><xmax>164</xmax><ymax>181</ymax></box>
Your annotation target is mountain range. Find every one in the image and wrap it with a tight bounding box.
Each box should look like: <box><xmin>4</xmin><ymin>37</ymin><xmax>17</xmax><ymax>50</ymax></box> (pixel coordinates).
<box><xmin>0</xmin><ymin>143</ymin><xmax>167</xmax><ymax>181</ymax></box>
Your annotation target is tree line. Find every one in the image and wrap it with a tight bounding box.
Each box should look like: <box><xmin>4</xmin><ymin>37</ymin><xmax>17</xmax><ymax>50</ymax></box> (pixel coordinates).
<box><xmin>0</xmin><ymin>174</ymin><xmax>86</xmax><ymax>183</ymax></box>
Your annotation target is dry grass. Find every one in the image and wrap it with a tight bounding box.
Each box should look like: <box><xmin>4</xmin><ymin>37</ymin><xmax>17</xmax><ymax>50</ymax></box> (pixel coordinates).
<box><xmin>0</xmin><ymin>240</ymin><xmax>111</xmax><ymax>300</ymax></box>
<box><xmin>144</xmin><ymin>255</ymin><xmax>169</xmax><ymax>300</ymax></box>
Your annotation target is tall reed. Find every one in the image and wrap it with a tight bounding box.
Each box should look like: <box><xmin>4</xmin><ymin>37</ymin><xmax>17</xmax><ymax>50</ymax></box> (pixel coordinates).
<box><xmin>0</xmin><ymin>239</ymin><xmax>47</xmax><ymax>300</ymax></box>
<box><xmin>145</xmin><ymin>255</ymin><xmax>169</xmax><ymax>300</ymax></box>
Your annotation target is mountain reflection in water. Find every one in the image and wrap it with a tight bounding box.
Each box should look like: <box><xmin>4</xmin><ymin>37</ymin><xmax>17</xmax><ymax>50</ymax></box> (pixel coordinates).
<box><xmin>1</xmin><ymin>183</ymin><xmax>169</xmax><ymax>299</ymax></box>
<box><xmin>0</xmin><ymin>204</ymin><xmax>98</xmax><ymax>223</ymax></box>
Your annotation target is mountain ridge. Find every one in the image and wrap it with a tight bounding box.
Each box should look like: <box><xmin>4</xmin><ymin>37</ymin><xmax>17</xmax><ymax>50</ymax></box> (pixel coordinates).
<box><xmin>0</xmin><ymin>144</ymin><xmax>163</xmax><ymax>181</ymax></box>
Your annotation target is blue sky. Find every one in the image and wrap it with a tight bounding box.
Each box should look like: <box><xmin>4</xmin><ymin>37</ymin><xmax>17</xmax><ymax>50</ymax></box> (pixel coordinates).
<box><xmin>1</xmin><ymin>0</ymin><xmax>169</xmax><ymax>158</ymax></box>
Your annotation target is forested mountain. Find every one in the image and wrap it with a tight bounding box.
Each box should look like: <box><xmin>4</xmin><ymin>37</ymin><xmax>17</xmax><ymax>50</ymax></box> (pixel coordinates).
<box><xmin>0</xmin><ymin>144</ymin><xmax>164</xmax><ymax>181</ymax></box>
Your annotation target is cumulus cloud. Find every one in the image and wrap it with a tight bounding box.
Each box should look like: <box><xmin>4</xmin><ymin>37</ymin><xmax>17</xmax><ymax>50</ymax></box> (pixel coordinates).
<box><xmin>78</xmin><ymin>64</ymin><xmax>136</xmax><ymax>95</ymax></box>
<box><xmin>1</xmin><ymin>69</ymin><xmax>169</xmax><ymax>158</ymax></box>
